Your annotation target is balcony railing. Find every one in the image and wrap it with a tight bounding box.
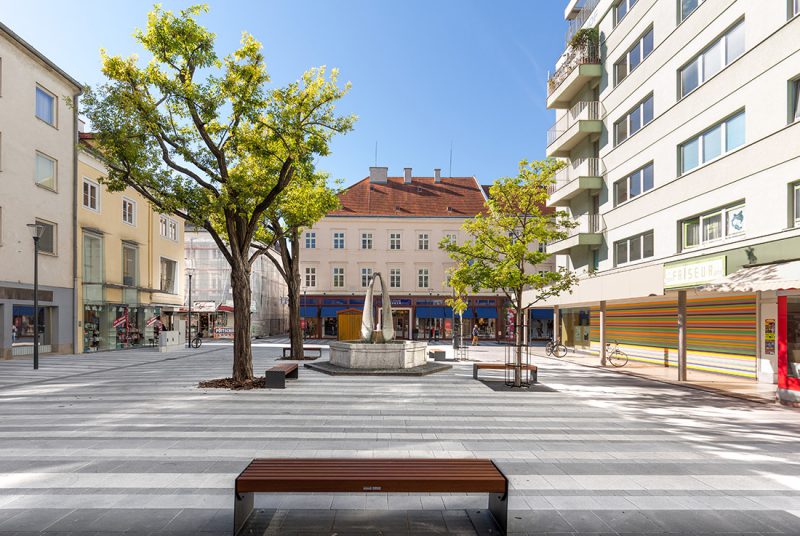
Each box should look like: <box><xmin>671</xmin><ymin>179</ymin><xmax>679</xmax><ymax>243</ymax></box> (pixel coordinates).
<box><xmin>566</xmin><ymin>0</ymin><xmax>601</xmax><ymax>43</ymax></box>
<box><xmin>547</xmin><ymin>101</ymin><xmax>603</xmax><ymax>147</ymax></box>
<box><xmin>547</xmin><ymin>41</ymin><xmax>600</xmax><ymax>96</ymax></box>
<box><xmin>548</xmin><ymin>157</ymin><xmax>604</xmax><ymax>196</ymax></box>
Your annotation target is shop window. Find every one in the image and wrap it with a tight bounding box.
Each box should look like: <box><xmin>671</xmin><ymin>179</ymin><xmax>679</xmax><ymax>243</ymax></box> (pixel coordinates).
<box><xmin>614</xmin><ymin>27</ymin><xmax>653</xmax><ymax>85</ymax></box>
<box><xmin>35</xmin><ymin>219</ymin><xmax>56</xmax><ymax>255</ymax></box>
<box><xmin>305</xmin><ymin>267</ymin><xmax>316</xmax><ymax>287</ymax></box>
<box><xmin>679</xmin><ymin>20</ymin><xmax>744</xmax><ymax>98</ymax></box>
<box><xmin>679</xmin><ymin>111</ymin><xmax>745</xmax><ymax>174</ymax></box>
<box><xmin>160</xmin><ymin>258</ymin><xmax>177</xmax><ymax>293</ymax></box>
<box><xmin>681</xmin><ymin>204</ymin><xmax>745</xmax><ymax>250</ymax></box>
<box><xmin>82</xmin><ymin>178</ymin><xmax>99</xmax><ymax>211</ymax></box>
<box><xmin>614</xmin><ymin>230</ymin><xmax>654</xmax><ymax>266</ymax></box>
<box><xmin>614</xmin><ymin>162</ymin><xmax>654</xmax><ymax>205</ymax></box>
<box><xmin>35</xmin><ymin>152</ymin><xmax>56</xmax><ymax>190</ymax></box>
<box><xmin>614</xmin><ymin>94</ymin><xmax>653</xmax><ymax>145</ymax></box>
<box><xmin>305</xmin><ymin>231</ymin><xmax>316</xmax><ymax>249</ymax></box>
<box><xmin>12</xmin><ymin>304</ymin><xmax>49</xmax><ymax>347</ymax></box>
<box><xmin>35</xmin><ymin>85</ymin><xmax>56</xmax><ymax>126</ymax></box>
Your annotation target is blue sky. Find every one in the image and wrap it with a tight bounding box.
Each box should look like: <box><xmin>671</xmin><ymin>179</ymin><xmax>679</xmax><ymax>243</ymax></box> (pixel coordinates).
<box><xmin>0</xmin><ymin>0</ymin><xmax>566</xmax><ymax>186</ymax></box>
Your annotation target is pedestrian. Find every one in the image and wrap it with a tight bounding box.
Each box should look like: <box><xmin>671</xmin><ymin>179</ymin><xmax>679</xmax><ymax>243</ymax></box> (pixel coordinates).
<box><xmin>471</xmin><ymin>325</ymin><xmax>479</xmax><ymax>346</ymax></box>
<box><xmin>11</xmin><ymin>323</ymin><xmax>17</xmax><ymax>344</ymax></box>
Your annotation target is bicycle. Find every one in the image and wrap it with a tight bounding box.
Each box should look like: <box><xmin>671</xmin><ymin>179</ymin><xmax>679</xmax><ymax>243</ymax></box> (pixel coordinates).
<box><xmin>604</xmin><ymin>340</ymin><xmax>628</xmax><ymax>367</ymax></box>
<box><xmin>190</xmin><ymin>334</ymin><xmax>203</xmax><ymax>349</ymax></box>
<box><xmin>544</xmin><ymin>338</ymin><xmax>567</xmax><ymax>358</ymax></box>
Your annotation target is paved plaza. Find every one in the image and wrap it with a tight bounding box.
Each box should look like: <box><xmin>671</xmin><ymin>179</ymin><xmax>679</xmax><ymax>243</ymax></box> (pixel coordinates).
<box><xmin>0</xmin><ymin>342</ymin><xmax>800</xmax><ymax>535</ymax></box>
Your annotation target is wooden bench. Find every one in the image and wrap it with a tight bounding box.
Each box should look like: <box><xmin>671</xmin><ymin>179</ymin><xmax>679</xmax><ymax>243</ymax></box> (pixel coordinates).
<box><xmin>473</xmin><ymin>362</ymin><xmax>538</xmax><ymax>383</ymax></box>
<box><xmin>281</xmin><ymin>345</ymin><xmax>323</xmax><ymax>359</ymax></box>
<box><xmin>265</xmin><ymin>363</ymin><xmax>298</xmax><ymax>389</ymax></box>
<box><xmin>233</xmin><ymin>458</ymin><xmax>509</xmax><ymax>535</ymax></box>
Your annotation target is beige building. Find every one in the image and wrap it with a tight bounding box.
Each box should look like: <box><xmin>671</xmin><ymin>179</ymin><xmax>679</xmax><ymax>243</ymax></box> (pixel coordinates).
<box><xmin>534</xmin><ymin>0</ymin><xmax>800</xmax><ymax>401</ymax></box>
<box><xmin>77</xmin><ymin>134</ymin><xmax>185</xmax><ymax>352</ymax></box>
<box><xmin>0</xmin><ymin>22</ymin><xmax>82</xmax><ymax>358</ymax></box>
<box><xmin>300</xmin><ymin>167</ymin><xmax>555</xmax><ymax>341</ymax></box>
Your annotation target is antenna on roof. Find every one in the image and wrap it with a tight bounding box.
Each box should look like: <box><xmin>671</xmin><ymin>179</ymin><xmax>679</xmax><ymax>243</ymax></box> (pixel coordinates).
<box><xmin>374</xmin><ymin>141</ymin><xmax>378</xmax><ymax>167</ymax></box>
<box><xmin>449</xmin><ymin>140</ymin><xmax>454</xmax><ymax>178</ymax></box>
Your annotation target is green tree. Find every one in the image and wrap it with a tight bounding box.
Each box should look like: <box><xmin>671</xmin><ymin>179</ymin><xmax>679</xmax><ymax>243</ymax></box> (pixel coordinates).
<box><xmin>440</xmin><ymin>159</ymin><xmax>578</xmax><ymax>386</ymax></box>
<box><xmin>254</xmin><ymin>166</ymin><xmax>341</xmax><ymax>360</ymax></box>
<box><xmin>81</xmin><ymin>5</ymin><xmax>354</xmax><ymax>382</ymax></box>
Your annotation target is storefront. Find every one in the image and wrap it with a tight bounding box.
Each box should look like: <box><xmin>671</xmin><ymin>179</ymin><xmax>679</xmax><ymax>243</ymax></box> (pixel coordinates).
<box><xmin>178</xmin><ymin>301</ymin><xmax>234</xmax><ymax>339</ymax></box>
<box><xmin>528</xmin><ymin>308</ymin><xmax>554</xmax><ymax>341</ymax></box>
<box><xmin>82</xmin><ymin>304</ymin><xmax>161</xmax><ymax>352</ymax></box>
<box><xmin>560</xmin><ymin>307</ymin><xmax>592</xmax><ymax>348</ymax></box>
<box><xmin>11</xmin><ymin>304</ymin><xmax>51</xmax><ymax>351</ymax></box>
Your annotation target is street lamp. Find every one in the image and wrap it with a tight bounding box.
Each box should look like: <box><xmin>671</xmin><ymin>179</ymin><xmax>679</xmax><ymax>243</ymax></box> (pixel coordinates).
<box><xmin>26</xmin><ymin>223</ymin><xmax>44</xmax><ymax>370</ymax></box>
<box><xmin>185</xmin><ymin>259</ymin><xmax>196</xmax><ymax>347</ymax></box>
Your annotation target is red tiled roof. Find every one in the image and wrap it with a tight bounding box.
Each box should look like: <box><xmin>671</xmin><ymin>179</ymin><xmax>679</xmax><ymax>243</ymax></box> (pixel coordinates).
<box><xmin>329</xmin><ymin>176</ymin><xmax>488</xmax><ymax>217</ymax></box>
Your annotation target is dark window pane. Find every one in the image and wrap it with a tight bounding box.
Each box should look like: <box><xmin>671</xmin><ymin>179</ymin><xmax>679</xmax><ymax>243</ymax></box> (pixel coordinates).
<box><xmin>629</xmin><ymin>170</ymin><xmax>641</xmax><ymax>197</ymax></box>
<box><xmin>615</xmin><ymin>179</ymin><xmax>628</xmax><ymax>204</ymax></box>
<box><xmin>629</xmin><ymin>237</ymin><xmax>642</xmax><ymax>261</ymax></box>
<box><xmin>615</xmin><ymin>60</ymin><xmax>628</xmax><ymax>84</ymax></box>
<box><xmin>643</xmin><ymin>232</ymin><xmax>654</xmax><ymax>257</ymax></box>
<box><xmin>615</xmin><ymin>241</ymin><xmax>628</xmax><ymax>265</ymax></box>
<box><xmin>794</xmin><ymin>80</ymin><xmax>800</xmax><ymax>121</ymax></box>
<box><xmin>37</xmin><ymin>222</ymin><xmax>55</xmax><ymax>254</ymax></box>
<box><xmin>681</xmin><ymin>0</ymin><xmax>699</xmax><ymax>20</ymax></box>
<box><xmin>616</xmin><ymin>119</ymin><xmax>628</xmax><ymax>144</ymax></box>
<box><xmin>642</xmin><ymin>163</ymin><xmax>654</xmax><ymax>191</ymax></box>
<box><xmin>616</xmin><ymin>0</ymin><xmax>628</xmax><ymax>23</ymax></box>
<box><xmin>681</xmin><ymin>59</ymin><xmax>700</xmax><ymax>97</ymax></box>
<box><xmin>630</xmin><ymin>106</ymin><xmax>641</xmax><ymax>134</ymax></box>
<box><xmin>642</xmin><ymin>95</ymin><xmax>654</xmax><ymax>124</ymax></box>
<box><xmin>629</xmin><ymin>42</ymin><xmax>642</xmax><ymax>71</ymax></box>
<box><xmin>642</xmin><ymin>29</ymin><xmax>654</xmax><ymax>58</ymax></box>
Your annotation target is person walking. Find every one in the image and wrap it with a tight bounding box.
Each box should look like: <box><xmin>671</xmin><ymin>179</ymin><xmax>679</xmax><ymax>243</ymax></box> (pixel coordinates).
<box><xmin>471</xmin><ymin>325</ymin><xmax>479</xmax><ymax>346</ymax></box>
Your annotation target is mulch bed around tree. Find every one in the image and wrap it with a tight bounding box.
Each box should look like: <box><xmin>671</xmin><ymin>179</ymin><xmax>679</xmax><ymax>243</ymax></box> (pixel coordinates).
<box><xmin>198</xmin><ymin>377</ymin><xmax>266</xmax><ymax>390</ymax></box>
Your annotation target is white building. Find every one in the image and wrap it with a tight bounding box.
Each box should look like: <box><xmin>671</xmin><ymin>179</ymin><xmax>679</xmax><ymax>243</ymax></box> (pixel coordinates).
<box><xmin>300</xmin><ymin>167</ymin><xmax>555</xmax><ymax>341</ymax></box>
<box><xmin>0</xmin><ymin>23</ymin><xmax>82</xmax><ymax>358</ymax></box>
<box><xmin>532</xmin><ymin>0</ymin><xmax>800</xmax><ymax>403</ymax></box>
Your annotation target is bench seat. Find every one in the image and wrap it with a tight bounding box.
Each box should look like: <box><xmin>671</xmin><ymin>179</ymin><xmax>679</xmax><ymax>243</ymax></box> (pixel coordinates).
<box><xmin>282</xmin><ymin>346</ymin><xmax>323</xmax><ymax>359</ymax></box>
<box><xmin>265</xmin><ymin>363</ymin><xmax>298</xmax><ymax>389</ymax></box>
<box><xmin>473</xmin><ymin>362</ymin><xmax>537</xmax><ymax>383</ymax></box>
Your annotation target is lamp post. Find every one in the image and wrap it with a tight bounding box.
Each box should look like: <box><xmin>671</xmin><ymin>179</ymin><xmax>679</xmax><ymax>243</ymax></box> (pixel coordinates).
<box><xmin>26</xmin><ymin>223</ymin><xmax>44</xmax><ymax>370</ymax></box>
<box><xmin>185</xmin><ymin>260</ymin><xmax>195</xmax><ymax>347</ymax></box>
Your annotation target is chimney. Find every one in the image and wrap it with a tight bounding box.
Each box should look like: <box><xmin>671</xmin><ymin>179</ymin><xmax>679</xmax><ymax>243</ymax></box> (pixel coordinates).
<box><xmin>369</xmin><ymin>166</ymin><xmax>388</xmax><ymax>183</ymax></box>
<box><xmin>434</xmin><ymin>168</ymin><xmax>442</xmax><ymax>183</ymax></box>
<box><xmin>404</xmin><ymin>167</ymin><xmax>412</xmax><ymax>184</ymax></box>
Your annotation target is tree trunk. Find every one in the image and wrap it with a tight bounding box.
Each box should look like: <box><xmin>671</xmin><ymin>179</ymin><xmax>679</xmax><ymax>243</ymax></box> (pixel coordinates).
<box><xmin>231</xmin><ymin>261</ymin><xmax>253</xmax><ymax>382</ymax></box>
<box><xmin>287</xmin><ymin>267</ymin><xmax>304</xmax><ymax>360</ymax></box>
<box><xmin>514</xmin><ymin>295</ymin><xmax>523</xmax><ymax>388</ymax></box>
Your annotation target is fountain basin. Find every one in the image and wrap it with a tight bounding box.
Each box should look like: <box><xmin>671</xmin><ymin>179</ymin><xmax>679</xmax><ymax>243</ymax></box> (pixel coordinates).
<box><xmin>329</xmin><ymin>340</ymin><xmax>427</xmax><ymax>369</ymax></box>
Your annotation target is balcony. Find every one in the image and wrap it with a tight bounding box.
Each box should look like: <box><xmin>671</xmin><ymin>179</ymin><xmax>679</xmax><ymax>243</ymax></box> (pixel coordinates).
<box><xmin>546</xmin><ymin>42</ymin><xmax>601</xmax><ymax>109</ymax></box>
<box><xmin>547</xmin><ymin>158</ymin><xmax>604</xmax><ymax>207</ymax></box>
<box><xmin>546</xmin><ymin>101</ymin><xmax>603</xmax><ymax>158</ymax></box>
<box><xmin>547</xmin><ymin>213</ymin><xmax>604</xmax><ymax>255</ymax></box>
<box><xmin>565</xmin><ymin>0</ymin><xmax>601</xmax><ymax>43</ymax></box>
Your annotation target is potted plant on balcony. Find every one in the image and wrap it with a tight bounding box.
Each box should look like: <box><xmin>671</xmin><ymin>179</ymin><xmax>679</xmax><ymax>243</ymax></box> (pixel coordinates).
<box><xmin>569</xmin><ymin>27</ymin><xmax>599</xmax><ymax>51</ymax></box>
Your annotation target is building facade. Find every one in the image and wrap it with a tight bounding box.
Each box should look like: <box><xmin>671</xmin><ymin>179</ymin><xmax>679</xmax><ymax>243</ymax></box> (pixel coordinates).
<box><xmin>183</xmin><ymin>227</ymin><xmax>288</xmax><ymax>339</ymax></box>
<box><xmin>300</xmin><ymin>167</ymin><xmax>555</xmax><ymax>341</ymax></box>
<box><xmin>0</xmin><ymin>23</ymin><xmax>82</xmax><ymax>359</ymax></box>
<box><xmin>534</xmin><ymin>0</ymin><xmax>800</xmax><ymax>402</ymax></box>
<box><xmin>76</xmin><ymin>136</ymin><xmax>185</xmax><ymax>353</ymax></box>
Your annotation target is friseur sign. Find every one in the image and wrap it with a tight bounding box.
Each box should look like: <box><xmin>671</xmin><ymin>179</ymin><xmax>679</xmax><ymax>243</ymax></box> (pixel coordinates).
<box><xmin>664</xmin><ymin>256</ymin><xmax>726</xmax><ymax>289</ymax></box>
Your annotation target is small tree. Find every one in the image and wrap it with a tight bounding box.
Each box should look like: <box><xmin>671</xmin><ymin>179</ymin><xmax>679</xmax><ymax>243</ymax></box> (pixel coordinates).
<box><xmin>255</xmin><ymin>167</ymin><xmax>340</xmax><ymax>360</ymax></box>
<box><xmin>81</xmin><ymin>5</ymin><xmax>354</xmax><ymax>383</ymax></box>
<box><xmin>440</xmin><ymin>159</ymin><xmax>578</xmax><ymax>387</ymax></box>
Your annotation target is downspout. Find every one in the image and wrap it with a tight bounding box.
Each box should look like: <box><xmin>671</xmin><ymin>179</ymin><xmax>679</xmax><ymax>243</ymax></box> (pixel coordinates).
<box><xmin>72</xmin><ymin>93</ymin><xmax>80</xmax><ymax>354</ymax></box>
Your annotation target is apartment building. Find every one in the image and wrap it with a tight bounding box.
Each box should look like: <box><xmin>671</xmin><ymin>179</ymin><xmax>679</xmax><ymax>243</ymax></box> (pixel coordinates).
<box><xmin>0</xmin><ymin>23</ymin><xmax>82</xmax><ymax>358</ymax></box>
<box><xmin>299</xmin><ymin>167</ymin><xmax>555</xmax><ymax>341</ymax></box>
<box><xmin>533</xmin><ymin>0</ymin><xmax>800</xmax><ymax>402</ymax></box>
<box><xmin>76</xmin><ymin>135</ymin><xmax>185</xmax><ymax>352</ymax></box>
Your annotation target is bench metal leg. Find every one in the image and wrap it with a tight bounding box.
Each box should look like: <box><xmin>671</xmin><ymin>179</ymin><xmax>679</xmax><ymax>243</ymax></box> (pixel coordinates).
<box><xmin>233</xmin><ymin>491</ymin><xmax>254</xmax><ymax>535</ymax></box>
<box><xmin>488</xmin><ymin>490</ymin><xmax>508</xmax><ymax>535</ymax></box>
<box><xmin>265</xmin><ymin>371</ymin><xmax>286</xmax><ymax>389</ymax></box>
<box><xmin>531</xmin><ymin>369</ymin><xmax>538</xmax><ymax>384</ymax></box>
<box><xmin>473</xmin><ymin>365</ymin><xmax>478</xmax><ymax>380</ymax></box>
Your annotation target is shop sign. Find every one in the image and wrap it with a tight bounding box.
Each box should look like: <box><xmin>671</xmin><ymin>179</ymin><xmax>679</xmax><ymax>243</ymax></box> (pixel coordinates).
<box><xmin>192</xmin><ymin>301</ymin><xmax>216</xmax><ymax>313</ymax></box>
<box><xmin>214</xmin><ymin>326</ymin><xmax>234</xmax><ymax>338</ymax></box>
<box><xmin>145</xmin><ymin>316</ymin><xmax>160</xmax><ymax>327</ymax></box>
<box><xmin>664</xmin><ymin>256</ymin><xmax>726</xmax><ymax>289</ymax></box>
<box><xmin>764</xmin><ymin>318</ymin><xmax>776</xmax><ymax>355</ymax></box>
<box><xmin>112</xmin><ymin>315</ymin><xmax>127</xmax><ymax>328</ymax></box>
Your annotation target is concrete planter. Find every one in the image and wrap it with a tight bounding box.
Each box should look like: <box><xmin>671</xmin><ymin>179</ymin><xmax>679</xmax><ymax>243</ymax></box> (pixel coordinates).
<box><xmin>329</xmin><ymin>340</ymin><xmax>427</xmax><ymax>369</ymax></box>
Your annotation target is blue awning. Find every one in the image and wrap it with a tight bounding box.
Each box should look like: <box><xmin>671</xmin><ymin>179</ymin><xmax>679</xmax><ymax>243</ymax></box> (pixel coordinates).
<box><xmin>12</xmin><ymin>305</ymin><xmax>35</xmax><ymax>317</ymax></box>
<box><xmin>530</xmin><ymin>308</ymin><xmax>553</xmax><ymax>320</ymax></box>
<box><xmin>415</xmin><ymin>306</ymin><xmax>455</xmax><ymax>319</ymax></box>
<box><xmin>475</xmin><ymin>307</ymin><xmax>498</xmax><ymax>319</ymax></box>
<box><xmin>320</xmin><ymin>306</ymin><xmax>345</xmax><ymax>317</ymax></box>
<box><xmin>299</xmin><ymin>306</ymin><xmax>318</xmax><ymax>317</ymax></box>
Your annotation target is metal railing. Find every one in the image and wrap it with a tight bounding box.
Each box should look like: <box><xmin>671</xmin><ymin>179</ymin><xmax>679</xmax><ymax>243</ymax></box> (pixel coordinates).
<box><xmin>547</xmin><ymin>41</ymin><xmax>600</xmax><ymax>96</ymax></box>
<box><xmin>566</xmin><ymin>0</ymin><xmax>601</xmax><ymax>43</ymax></box>
<box><xmin>546</xmin><ymin>101</ymin><xmax>603</xmax><ymax>147</ymax></box>
<box><xmin>548</xmin><ymin>157</ymin><xmax>604</xmax><ymax>196</ymax></box>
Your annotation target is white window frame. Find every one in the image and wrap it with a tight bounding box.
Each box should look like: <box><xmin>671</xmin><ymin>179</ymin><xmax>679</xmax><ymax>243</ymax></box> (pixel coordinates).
<box><xmin>361</xmin><ymin>232</ymin><xmax>373</xmax><ymax>250</ymax></box>
<box><xmin>418</xmin><ymin>233</ymin><xmax>429</xmax><ymax>250</ymax></box>
<box><xmin>159</xmin><ymin>256</ymin><xmax>178</xmax><ymax>293</ymax></box>
<box><xmin>360</xmin><ymin>267</ymin><xmax>373</xmax><ymax>287</ymax></box>
<box><xmin>35</xmin><ymin>151</ymin><xmax>57</xmax><ymax>191</ymax></box>
<box><xmin>679</xmin><ymin>0</ymin><xmax>704</xmax><ymax>22</ymax></box>
<box><xmin>159</xmin><ymin>215</ymin><xmax>168</xmax><ymax>237</ymax></box>
<box><xmin>168</xmin><ymin>220</ymin><xmax>178</xmax><ymax>241</ymax></box>
<box><xmin>333</xmin><ymin>231</ymin><xmax>345</xmax><ymax>249</ymax></box>
<box><xmin>305</xmin><ymin>231</ymin><xmax>316</xmax><ymax>249</ymax></box>
<box><xmin>122</xmin><ymin>198</ymin><xmax>137</xmax><ymax>226</ymax></box>
<box><xmin>614</xmin><ymin>27</ymin><xmax>654</xmax><ymax>85</ymax></box>
<box><xmin>791</xmin><ymin>0</ymin><xmax>799</xmax><ymax>19</ymax></box>
<box><xmin>614</xmin><ymin>230</ymin><xmax>654</xmax><ymax>266</ymax></box>
<box><xmin>389</xmin><ymin>268</ymin><xmax>401</xmax><ymax>288</ymax></box>
<box><xmin>679</xmin><ymin>111</ymin><xmax>745</xmax><ymax>175</ymax></box>
<box><xmin>614</xmin><ymin>162</ymin><xmax>654</xmax><ymax>206</ymax></box>
<box><xmin>389</xmin><ymin>232</ymin><xmax>401</xmax><ymax>250</ymax></box>
<box><xmin>305</xmin><ymin>267</ymin><xmax>317</xmax><ymax>288</ymax></box>
<box><xmin>35</xmin><ymin>218</ymin><xmax>57</xmax><ymax>256</ymax></box>
<box><xmin>614</xmin><ymin>0</ymin><xmax>638</xmax><ymax>26</ymax></box>
<box><xmin>417</xmin><ymin>268</ymin><xmax>429</xmax><ymax>288</ymax></box>
<box><xmin>332</xmin><ymin>267</ymin><xmax>345</xmax><ymax>288</ymax></box>
<box><xmin>679</xmin><ymin>20</ymin><xmax>745</xmax><ymax>99</ymax></box>
<box><xmin>35</xmin><ymin>85</ymin><xmax>57</xmax><ymax>127</ymax></box>
<box><xmin>82</xmin><ymin>177</ymin><xmax>100</xmax><ymax>212</ymax></box>
<box><xmin>445</xmin><ymin>233</ymin><xmax>457</xmax><ymax>245</ymax></box>
<box><xmin>681</xmin><ymin>204</ymin><xmax>745</xmax><ymax>250</ymax></box>
<box><xmin>791</xmin><ymin>77</ymin><xmax>800</xmax><ymax>123</ymax></box>
<box><xmin>614</xmin><ymin>94</ymin><xmax>654</xmax><ymax>145</ymax></box>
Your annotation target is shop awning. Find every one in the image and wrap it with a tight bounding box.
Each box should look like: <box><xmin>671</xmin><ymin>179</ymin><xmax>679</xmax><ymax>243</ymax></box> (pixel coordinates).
<box><xmin>321</xmin><ymin>306</ymin><xmax>346</xmax><ymax>317</ymax></box>
<box><xmin>415</xmin><ymin>306</ymin><xmax>453</xmax><ymax>319</ymax></box>
<box><xmin>700</xmin><ymin>260</ymin><xmax>800</xmax><ymax>292</ymax></box>
<box><xmin>530</xmin><ymin>308</ymin><xmax>553</xmax><ymax>320</ymax></box>
<box><xmin>299</xmin><ymin>306</ymin><xmax>318</xmax><ymax>317</ymax></box>
<box><xmin>475</xmin><ymin>306</ymin><xmax>498</xmax><ymax>319</ymax></box>
<box><xmin>217</xmin><ymin>304</ymin><xmax>235</xmax><ymax>313</ymax></box>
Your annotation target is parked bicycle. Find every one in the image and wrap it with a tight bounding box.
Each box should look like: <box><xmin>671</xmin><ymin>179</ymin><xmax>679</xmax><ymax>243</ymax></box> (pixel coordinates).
<box><xmin>604</xmin><ymin>340</ymin><xmax>628</xmax><ymax>367</ymax></box>
<box><xmin>544</xmin><ymin>338</ymin><xmax>567</xmax><ymax>358</ymax></box>
<box><xmin>190</xmin><ymin>333</ymin><xmax>203</xmax><ymax>349</ymax></box>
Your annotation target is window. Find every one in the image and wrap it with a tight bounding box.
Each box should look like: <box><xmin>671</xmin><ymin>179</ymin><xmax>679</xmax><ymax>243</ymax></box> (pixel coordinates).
<box><xmin>418</xmin><ymin>233</ymin><xmax>429</xmax><ymax>250</ymax></box>
<box><xmin>159</xmin><ymin>216</ymin><xmax>168</xmax><ymax>237</ymax></box>
<box><xmin>614</xmin><ymin>162</ymin><xmax>654</xmax><ymax>205</ymax></box>
<box><xmin>591</xmin><ymin>249</ymin><xmax>600</xmax><ymax>272</ymax></box>
<box><xmin>122</xmin><ymin>198</ymin><xmax>136</xmax><ymax>225</ymax></box>
<box><xmin>791</xmin><ymin>78</ymin><xmax>800</xmax><ymax>123</ymax></box>
<box><xmin>305</xmin><ymin>267</ymin><xmax>316</xmax><ymax>287</ymax></box>
<box><xmin>537</xmin><ymin>242</ymin><xmax>546</xmax><ymax>253</ymax></box>
<box><xmin>614</xmin><ymin>27</ymin><xmax>654</xmax><ymax>85</ymax></box>
<box><xmin>615</xmin><ymin>94</ymin><xmax>654</xmax><ymax>145</ymax></box>
<box><xmin>390</xmin><ymin>268</ymin><xmax>401</xmax><ymax>288</ymax></box>
<box><xmin>332</xmin><ymin>267</ymin><xmax>345</xmax><ymax>288</ymax></box>
<box><xmin>305</xmin><ymin>232</ymin><xmax>316</xmax><ymax>249</ymax></box>
<box><xmin>333</xmin><ymin>232</ymin><xmax>345</xmax><ymax>249</ymax></box>
<box><xmin>35</xmin><ymin>86</ymin><xmax>56</xmax><ymax>126</ymax></box>
<box><xmin>82</xmin><ymin>232</ymin><xmax>103</xmax><ymax>281</ymax></box>
<box><xmin>680</xmin><ymin>0</ymin><xmax>703</xmax><ymax>21</ymax></box>
<box><xmin>793</xmin><ymin>0</ymin><xmax>800</xmax><ymax>18</ymax></box>
<box><xmin>680</xmin><ymin>111</ymin><xmax>745</xmax><ymax>174</ymax></box>
<box><xmin>446</xmin><ymin>233</ymin><xmax>457</xmax><ymax>245</ymax></box>
<box><xmin>679</xmin><ymin>21</ymin><xmax>744</xmax><ymax>98</ymax></box>
<box><xmin>35</xmin><ymin>152</ymin><xmax>56</xmax><ymax>190</ymax></box>
<box><xmin>361</xmin><ymin>232</ymin><xmax>373</xmax><ymax>250</ymax></box>
<box><xmin>682</xmin><ymin>204</ymin><xmax>745</xmax><ymax>250</ymax></box>
<box><xmin>159</xmin><ymin>216</ymin><xmax>178</xmax><ymax>240</ymax></box>
<box><xmin>160</xmin><ymin>258</ymin><xmax>177</xmax><ymax>293</ymax></box>
<box><xmin>82</xmin><ymin>179</ymin><xmax>99</xmax><ymax>211</ymax></box>
<box><xmin>793</xmin><ymin>184</ymin><xmax>800</xmax><ymax>226</ymax></box>
<box><xmin>389</xmin><ymin>232</ymin><xmax>401</xmax><ymax>250</ymax></box>
<box><xmin>614</xmin><ymin>0</ymin><xmax>638</xmax><ymax>25</ymax></box>
<box><xmin>33</xmin><ymin>219</ymin><xmax>56</xmax><ymax>255</ymax></box>
<box><xmin>123</xmin><ymin>244</ymin><xmax>137</xmax><ymax>286</ymax></box>
<box><xmin>418</xmin><ymin>268</ymin><xmax>429</xmax><ymax>288</ymax></box>
<box><xmin>361</xmin><ymin>267</ymin><xmax>373</xmax><ymax>287</ymax></box>
<box><xmin>614</xmin><ymin>231</ymin><xmax>654</xmax><ymax>266</ymax></box>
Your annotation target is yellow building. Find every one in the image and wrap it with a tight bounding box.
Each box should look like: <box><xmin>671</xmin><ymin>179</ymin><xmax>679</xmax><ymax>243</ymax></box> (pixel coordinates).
<box><xmin>76</xmin><ymin>134</ymin><xmax>185</xmax><ymax>353</ymax></box>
